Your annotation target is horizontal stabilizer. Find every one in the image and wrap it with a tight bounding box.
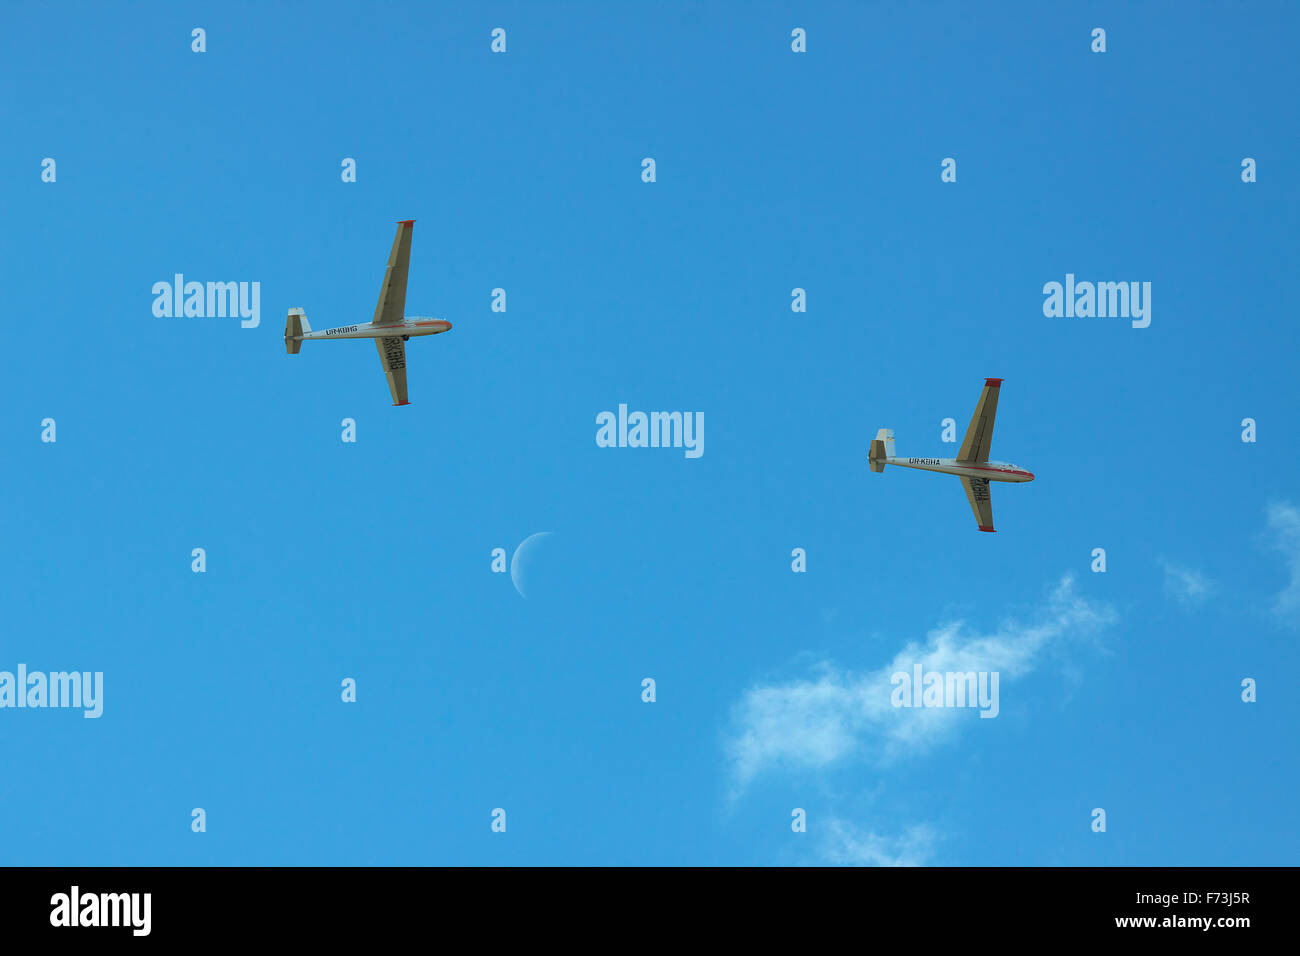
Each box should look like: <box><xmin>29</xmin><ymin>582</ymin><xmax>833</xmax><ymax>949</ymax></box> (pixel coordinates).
<box><xmin>868</xmin><ymin>428</ymin><xmax>894</xmax><ymax>473</ymax></box>
<box><xmin>285</xmin><ymin>308</ymin><xmax>310</xmax><ymax>354</ymax></box>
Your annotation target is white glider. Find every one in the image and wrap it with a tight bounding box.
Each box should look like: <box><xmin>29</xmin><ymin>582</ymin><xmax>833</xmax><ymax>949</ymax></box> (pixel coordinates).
<box><xmin>869</xmin><ymin>378</ymin><xmax>1034</xmax><ymax>532</ymax></box>
<box><xmin>285</xmin><ymin>220</ymin><xmax>452</xmax><ymax>405</ymax></box>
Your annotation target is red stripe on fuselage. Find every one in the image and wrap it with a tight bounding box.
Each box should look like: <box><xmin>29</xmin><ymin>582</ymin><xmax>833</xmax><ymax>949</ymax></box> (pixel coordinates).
<box><xmin>959</xmin><ymin>463</ymin><xmax>1033</xmax><ymax>479</ymax></box>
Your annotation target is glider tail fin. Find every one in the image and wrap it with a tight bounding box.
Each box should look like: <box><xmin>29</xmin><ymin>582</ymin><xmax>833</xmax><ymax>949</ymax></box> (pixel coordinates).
<box><xmin>869</xmin><ymin>428</ymin><xmax>895</xmax><ymax>473</ymax></box>
<box><xmin>285</xmin><ymin>308</ymin><xmax>310</xmax><ymax>354</ymax></box>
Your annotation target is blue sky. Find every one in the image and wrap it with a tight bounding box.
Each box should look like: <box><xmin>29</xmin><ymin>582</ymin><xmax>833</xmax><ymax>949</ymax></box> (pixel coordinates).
<box><xmin>1</xmin><ymin>1</ymin><xmax>1297</xmax><ymax>865</ymax></box>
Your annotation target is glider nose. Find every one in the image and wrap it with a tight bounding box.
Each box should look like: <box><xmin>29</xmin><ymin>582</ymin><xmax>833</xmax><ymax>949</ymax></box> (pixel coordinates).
<box><xmin>1025</xmin><ymin>471</ymin><xmax>1035</xmax><ymax>482</ymax></box>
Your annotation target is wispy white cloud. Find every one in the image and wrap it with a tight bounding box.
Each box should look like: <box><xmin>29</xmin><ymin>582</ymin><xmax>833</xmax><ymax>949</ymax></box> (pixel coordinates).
<box><xmin>1160</xmin><ymin>560</ymin><xmax>1215</xmax><ymax>608</ymax></box>
<box><xmin>821</xmin><ymin>819</ymin><xmax>939</xmax><ymax>867</ymax></box>
<box><xmin>724</xmin><ymin>574</ymin><xmax>1114</xmax><ymax>792</ymax></box>
<box><xmin>1267</xmin><ymin>501</ymin><xmax>1300</xmax><ymax>620</ymax></box>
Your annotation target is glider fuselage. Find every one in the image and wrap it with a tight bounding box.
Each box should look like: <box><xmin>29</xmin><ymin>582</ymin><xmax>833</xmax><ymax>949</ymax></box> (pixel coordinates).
<box><xmin>300</xmin><ymin>317</ymin><xmax>452</xmax><ymax>341</ymax></box>
<box><xmin>883</xmin><ymin>458</ymin><xmax>1034</xmax><ymax>483</ymax></box>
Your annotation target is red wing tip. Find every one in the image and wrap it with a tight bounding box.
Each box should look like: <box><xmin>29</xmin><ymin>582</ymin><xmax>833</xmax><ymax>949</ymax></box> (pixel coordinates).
<box><xmin>393</xmin><ymin>401</ymin><xmax>412</xmax><ymax>406</ymax></box>
<box><xmin>978</xmin><ymin>525</ymin><xmax>996</xmax><ymax>532</ymax></box>
<box><xmin>397</xmin><ymin>219</ymin><xmax>415</xmax><ymax>227</ymax></box>
<box><xmin>984</xmin><ymin>378</ymin><xmax>1003</xmax><ymax>386</ymax></box>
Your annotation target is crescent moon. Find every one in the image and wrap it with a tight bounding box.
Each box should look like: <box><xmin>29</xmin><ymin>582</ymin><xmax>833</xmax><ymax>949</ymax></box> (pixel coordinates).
<box><xmin>510</xmin><ymin>532</ymin><xmax>553</xmax><ymax>598</ymax></box>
